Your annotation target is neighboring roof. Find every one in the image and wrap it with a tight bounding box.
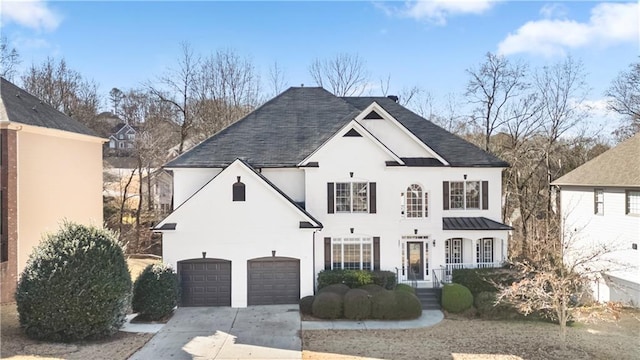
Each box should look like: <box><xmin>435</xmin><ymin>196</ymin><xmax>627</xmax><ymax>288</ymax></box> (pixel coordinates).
<box><xmin>166</xmin><ymin>87</ymin><xmax>508</xmax><ymax>168</ymax></box>
<box><xmin>552</xmin><ymin>133</ymin><xmax>640</xmax><ymax>187</ymax></box>
<box><xmin>443</xmin><ymin>217</ymin><xmax>513</xmax><ymax>231</ymax></box>
<box><xmin>0</xmin><ymin>77</ymin><xmax>98</xmax><ymax>137</ymax></box>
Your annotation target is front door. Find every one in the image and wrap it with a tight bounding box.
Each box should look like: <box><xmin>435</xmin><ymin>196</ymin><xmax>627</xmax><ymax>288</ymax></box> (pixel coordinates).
<box><xmin>407</xmin><ymin>242</ymin><xmax>424</xmax><ymax>281</ymax></box>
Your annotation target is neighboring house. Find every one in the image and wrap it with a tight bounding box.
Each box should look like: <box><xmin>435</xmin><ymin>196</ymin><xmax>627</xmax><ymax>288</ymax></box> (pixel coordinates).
<box><xmin>155</xmin><ymin>87</ymin><xmax>511</xmax><ymax>308</ymax></box>
<box><xmin>0</xmin><ymin>78</ymin><xmax>104</xmax><ymax>303</ymax></box>
<box><xmin>552</xmin><ymin>133</ymin><xmax>640</xmax><ymax>306</ymax></box>
<box><xmin>108</xmin><ymin>123</ymin><xmax>137</xmax><ymax>153</ymax></box>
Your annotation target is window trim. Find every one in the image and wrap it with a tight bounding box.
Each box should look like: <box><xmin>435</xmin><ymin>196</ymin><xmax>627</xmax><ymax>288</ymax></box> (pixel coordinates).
<box><xmin>626</xmin><ymin>189</ymin><xmax>640</xmax><ymax>216</ymax></box>
<box><xmin>334</xmin><ymin>182</ymin><xmax>369</xmax><ymax>213</ymax></box>
<box><xmin>594</xmin><ymin>188</ymin><xmax>604</xmax><ymax>215</ymax></box>
<box><xmin>331</xmin><ymin>237</ymin><xmax>373</xmax><ymax>270</ymax></box>
<box><xmin>449</xmin><ymin>181</ymin><xmax>481</xmax><ymax>210</ymax></box>
<box><xmin>404</xmin><ymin>184</ymin><xmax>429</xmax><ymax>218</ymax></box>
<box><xmin>476</xmin><ymin>238</ymin><xmax>494</xmax><ymax>264</ymax></box>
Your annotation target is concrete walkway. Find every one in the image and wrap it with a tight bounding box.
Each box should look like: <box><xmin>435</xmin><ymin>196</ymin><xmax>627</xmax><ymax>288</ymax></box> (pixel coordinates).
<box><xmin>301</xmin><ymin>309</ymin><xmax>444</xmax><ymax>330</ymax></box>
<box><xmin>129</xmin><ymin>305</ymin><xmax>301</xmax><ymax>360</ymax></box>
<box><xmin>120</xmin><ymin>313</ymin><xmax>165</xmax><ymax>333</ymax></box>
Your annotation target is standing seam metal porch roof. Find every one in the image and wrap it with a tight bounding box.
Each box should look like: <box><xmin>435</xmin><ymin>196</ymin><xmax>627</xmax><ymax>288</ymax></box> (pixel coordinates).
<box><xmin>165</xmin><ymin>87</ymin><xmax>508</xmax><ymax>168</ymax></box>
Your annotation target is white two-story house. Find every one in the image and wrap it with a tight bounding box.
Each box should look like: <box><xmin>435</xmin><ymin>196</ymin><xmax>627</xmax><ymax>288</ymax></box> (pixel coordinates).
<box><xmin>552</xmin><ymin>133</ymin><xmax>640</xmax><ymax>306</ymax></box>
<box><xmin>155</xmin><ymin>87</ymin><xmax>511</xmax><ymax>308</ymax></box>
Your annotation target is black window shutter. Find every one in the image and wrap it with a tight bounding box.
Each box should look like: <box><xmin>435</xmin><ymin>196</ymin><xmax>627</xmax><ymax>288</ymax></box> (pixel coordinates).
<box><xmin>482</xmin><ymin>181</ymin><xmax>489</xmax><ymax>210</ymax></box>
<box><xmin>324</xmin><ymin>237</ymin><xmax>332</xmax><ymax>270</ymax></box>
<box><xmin>369</xmin><ymin>182</ymin><xmax>377</xmax><ymax>214</ymax></box>
<box><xmin>443</xmin><ymin>182</ymin><xmax>450</xmax><ymax>210</ymax></box>
<box><xmin>373</xmin><ymin>237</ymin><xmax>380</xmax><ymax>271</ymax></box>
<box><xmin>327</xmin><ymin>182</ymin><xmax>334</xmax><ymax>214</ymax></box>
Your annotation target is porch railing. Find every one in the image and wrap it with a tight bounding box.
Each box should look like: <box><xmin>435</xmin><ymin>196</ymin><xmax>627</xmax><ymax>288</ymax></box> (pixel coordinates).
<box><xmin>395</xmin><ymin>267</ymin><xmax>418</xmax><ymax>288</ymax></box>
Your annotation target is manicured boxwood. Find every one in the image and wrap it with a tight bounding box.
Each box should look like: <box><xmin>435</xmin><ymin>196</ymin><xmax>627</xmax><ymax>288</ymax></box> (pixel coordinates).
<box><xmin>343</xmin><ymin>289</ymin><xmax>372</xmax><ymax>320</ymax></box>
<box><xmin>394</xmin><ymin>290</ymin><xmax>422</xmax><ymax>319</ymax></box>
<box><xmin>359</xmin><ymin>284</ymin><xmax>385</xmax><ymax>294</ymax></box>
<box><xmin>394</xmin><ymin>284</ymin><xmax>415</xmax><ymax>294</ymax></box>
<box><xmin>318</xmin><ymin>283</ymin><xmax>350</xmax><ymax>296</ymax></box>
<box><xmin>442</xmin><ymin>283</ymin><xmax>474</xmax><ymax>313</ymax></box>
<box><xmin>132</xmin><ymin>264</ymin><xmax>179</xmax><ymax>321</ymax></box>
<box><xmin>15</xmin><ymin>223</ymin><xmax>132</xmax><ymax>342</ymax></box>
<box><xmin>452</xmin><ymin>268</ymin><xmax>516</xmax><ymax>296</ymax></box>
<box><xmin>370</xmin><ymin>290</ymin><xmax>397</xmax><ymax>319</ymax></box>
<box><xmin>299</xmin><ymin>295</ymin><xmax>315</xmax><ymax>315</ymax></box>
<box><xmin>317</xmin><ymin>269</ymin><xmax>397</xmax><ymax>290</ymax></box>
<box><xmin>312</xmin><ymin>292</ymin><xmax>343</xmax><ymax>319</ymax></box>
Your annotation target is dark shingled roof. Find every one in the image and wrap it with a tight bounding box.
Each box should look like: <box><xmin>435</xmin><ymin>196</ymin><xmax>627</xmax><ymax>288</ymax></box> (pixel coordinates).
<box><xmin>0</xmin><ymin>77</ymin><xmax>98</xmax><ymax>137</ymax></box>
<box><xmin>443</xmin><ymin>217</ymin><xmax>513</xmax><ymax>231</ymax></box>
<box><xmin>166</xmin><ymin>87</ymin><xmax>508</xmax><ymax>168</ymax></box>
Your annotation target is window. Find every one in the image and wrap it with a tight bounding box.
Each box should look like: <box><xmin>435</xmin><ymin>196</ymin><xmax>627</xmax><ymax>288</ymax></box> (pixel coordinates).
<box><xmin>335</xmin><ymin>182</ymin><xmax>368</xmax><ymax>213</ymax></box>
<box><xmin>127</xmin><ymin>133</ymin><xmax>135</xmax><ymax>140</ymax></box>
<box><xmin>476</xmin><ymin>238</ymin><xmax>494</xmax><ymax>265</ymax></box>
<box><xmin>118</xmin><ymin>142</ymin><xmax>124</xmax><ymax>149</ymax></box>
<box><xmin>332</xmin><ymin>237</ymin><xmax>372</xmax><ymax>270</ymax></box>
<box><xmin>405</xmin><ymin>184</ymin><xmax>428</xmax><ymax>218</ymax></box>
<box><xmin>447</xmin><ymin>181</ymin><xmax>484</xmax><ymax>210</ymax></box>
<box><xmin>232</xmin><ymin>176</ymin><xmax>245</xmax><ymax>202</ymax></box>
<box><xmin>626</xmin><ymin>190</ymin><xmax>640</xmax><ymax>215</ymax></box>
<box><xmin>594</xmin><ymin>189</ymin><xmax>604</xmax><ymax>215</ymax></box>
<box><xmin>445</xmin><ymin>238</ymin><xmax>463</xmax><ymax>265</ymax></box>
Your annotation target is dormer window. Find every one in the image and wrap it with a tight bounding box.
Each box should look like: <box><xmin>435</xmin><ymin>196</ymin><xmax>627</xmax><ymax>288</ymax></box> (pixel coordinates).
<box><xmin>233</xmin><ymin>176</ymin><xmax>245</xmax><ymax>201</ymax></box>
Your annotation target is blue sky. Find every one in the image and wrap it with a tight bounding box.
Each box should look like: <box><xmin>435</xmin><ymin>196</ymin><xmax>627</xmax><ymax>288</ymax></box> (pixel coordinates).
<box><xmin>1</xmin><ymin>1</ymin><xmax>638</xmax><ymax>120</ymax></box>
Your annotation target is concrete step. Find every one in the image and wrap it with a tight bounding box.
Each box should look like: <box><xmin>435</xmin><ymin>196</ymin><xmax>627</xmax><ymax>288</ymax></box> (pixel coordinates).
<box><xmin>414</xmin><ymin>288</ymin><xmax>441</xmax><ymax>310</ymax></box>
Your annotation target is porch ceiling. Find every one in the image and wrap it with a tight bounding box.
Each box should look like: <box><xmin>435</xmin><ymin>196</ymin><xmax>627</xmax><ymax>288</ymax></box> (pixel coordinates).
<box><xmin>442</xmin><ymin>217</ymin><xmax>512</xmax><ymax>231</ymax></box>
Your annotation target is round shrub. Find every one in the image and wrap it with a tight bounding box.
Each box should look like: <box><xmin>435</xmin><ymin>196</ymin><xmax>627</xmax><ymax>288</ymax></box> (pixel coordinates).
<box><xmin>318</xmin><ymin>283</ymin><xmax>350</xmax><ymax>296</ymax></box>
<box><xmin>474</xmin><ymin>291</ymin><xmax>498</xmax><ymax>316</ymax></box>
<box><xmin>371</xmin><ymin>290</ymin><xmax>397</xmax><ymax>319</ymax></box>
<box><xmin>360</xmin><ymin>284</ymin><xmax>385</xmax><ymax>295</ymax></box>
<box><xmin>343</xmin><ymin>289</ymin><xmax>372</xmax><ymax>320</ymax></box>
<box><xmin>299</xmin><ymin>295</ymin><xmax>315</xmax><ymax>315</ymax></box>
<box><xmin>16</xmin><ymin>223</ymin><xmax>131</xmax><ymax>342</ymax></box>
<box><xmin>394</xmin><ymin>284</ymin><xmax>415</xmax><ymax>294</ymax></box>
<box><xmin>394</xmin><ymin>291</ymin><xmax>422</xmax><ymax>319</ymax></box>
<box><xmin>312</xmin><ymin>292</ymin><xmax>343</xmax><ymax>319</ymax></box>
<box><xmin>132</xmin><ymin>264</ymin><xmax>179</xmax><ymax>321</ymax></box>
<box><xmin>442</xmin><ymin>283</ymin><xmax>474</xmax><ymax>313</ymax></box>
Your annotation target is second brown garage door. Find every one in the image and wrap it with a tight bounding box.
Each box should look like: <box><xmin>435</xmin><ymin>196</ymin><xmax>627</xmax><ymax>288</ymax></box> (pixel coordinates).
<box><xmin>178</xmin><ymin>258</ymin><xmax>231</xmax><ymax>307</ymax></box>
<box><xmin>247</xmin><ymin>257</ymin><xmax>300</xmax><ymax>305</ymax></box>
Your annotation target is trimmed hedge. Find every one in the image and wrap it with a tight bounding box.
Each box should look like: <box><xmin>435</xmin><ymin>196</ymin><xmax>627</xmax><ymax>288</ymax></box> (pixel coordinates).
<box><xmin>442</xmin><ymin>283</ymin><xmax>474</xmax><ymax>313</ymax></box>
<box><xmin>132</xmin><ymin>264</ymin><xmax>179</xmax><ymax>321</ymax></box>
<box><xmin>318</xmin><ymin>283</ymin><xmax>350</xmax><ymax>296</ymax></box>
<box><xmin>452</xmin><ymin>268</ymin><xmax>516</xmax><ymax>296</ymax></box>
<box><xmin>299</xmin><ymin>295</ymin><xmax>315</xmax><ymax>315</ymax></box>
<box><xmin>15</xmin><ymin>223</ymin><xmax>131</xmax><ymax>342</ymax></box>
<box><xmin>317</xmin><ymin>270</ymin><xmax>396</xmax><ymax>290</ymax></box>
<box><xmin>371</xmin><ymin>290</ymin><xmax>397</xmax><ymax>319</ymax></box>
<box><xmin>394</xmin><ymin>284</ymin><xmax>415</xmax><ymax>294</ymax></box>
<box><xmin>359</xmin><ymin>284</ymin><xmax>385</xmax><ymax>294</ymax></box>
<box><xmin>312</xmin><ymin>292</ymin><xmax>343</xmax><ymax>319</ymax></box>
<box><xmin>343</xmin><ymin>289</ymin><xmax>372</xmax><ymax>320</ymax></box>
<box><xmin>394</xmin><ymin>290</ymin><xmax>422</xmax><ymax>319</ymax></box>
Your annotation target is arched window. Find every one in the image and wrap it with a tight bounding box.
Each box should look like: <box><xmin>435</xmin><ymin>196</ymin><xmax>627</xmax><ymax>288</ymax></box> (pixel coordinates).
<box><xmin>232</xmin><ymin>176</ymin><xmax>245</xmax><ymax>201</ymax></box>
<box><xmin>406</xmin><ymin>184</ymin><xmax>427</xmax><ymax>218</ymax></box>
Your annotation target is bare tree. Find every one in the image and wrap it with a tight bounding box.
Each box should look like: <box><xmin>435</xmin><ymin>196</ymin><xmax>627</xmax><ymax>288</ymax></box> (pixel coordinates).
<box><xmin>21</xmin><ymin>57</ymin><xmax>100</xmax><ymax>131</ymax></box>
<box><xmin>0</xmin><ymin>36</ymin><xmax>20</xmax><ymax>80</ymax></box>
<box><xmin>466</xmin><ymin>52</ymin><xmax>529</xmax><ymax>151</ymax></box>
<box><xmin>268</xmin><ymin>61</ymin><xmax>288</xmax><ymax>96</ymax></box>
<box><xmin>606</xmin><ymin>60</ymin><xmax>640</xmax><ymax>140</ymax></box>
<box><xmin>147</xmin><ymin>42</ymin><xmax>201</xmax><ymax>154</ymax></box>
<box><xmin>309</xmin><ymin>53</ymin><xmax>369</xmax><ymax>96</ymax></box>
<box><xmin>109</xmin><ymin>87</ymin><xmax>125</xmax><ymax>117</ymax></box>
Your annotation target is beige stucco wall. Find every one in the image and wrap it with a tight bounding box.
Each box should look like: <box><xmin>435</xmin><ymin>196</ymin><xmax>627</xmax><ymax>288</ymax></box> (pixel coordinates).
<box><xmin>16</xmin><ymin>126</ymin><xmax>103</xmax><ymax>274</ymax></box>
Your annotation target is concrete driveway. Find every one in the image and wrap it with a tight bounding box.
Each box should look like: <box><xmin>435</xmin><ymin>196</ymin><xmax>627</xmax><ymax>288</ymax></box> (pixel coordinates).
<box><xmin>129</xmin><ymin>305</ymin><xmax>301</xmax><ymax>360</ymax></box>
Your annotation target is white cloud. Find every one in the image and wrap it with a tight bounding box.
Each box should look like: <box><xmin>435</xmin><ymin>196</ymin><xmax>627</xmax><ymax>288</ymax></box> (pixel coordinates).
<box><xmin>1</xmin><ymin>0</ymin><xmax>62</xmax><ymax>31</ymax></box>
<box><xmin>384</xmin><ymin>0</ymin><xmax>498</xmax><ymax>25</ymax></box>
<box><xmin>498</xmin><ymin>2</ymin><xmax>639</xmax><ymax>57</ymax></box>
<box><xmin>539</xmin><ymin>3</ymin><xmax>568</xmax><ymax>19</ymax></box>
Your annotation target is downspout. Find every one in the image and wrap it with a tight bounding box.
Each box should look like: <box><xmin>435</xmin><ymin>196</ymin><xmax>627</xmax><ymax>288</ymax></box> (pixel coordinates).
<box><xmin>312</xmin><ymin>229</ymin><xmax>317</xmax><ymax>294</ymax></box>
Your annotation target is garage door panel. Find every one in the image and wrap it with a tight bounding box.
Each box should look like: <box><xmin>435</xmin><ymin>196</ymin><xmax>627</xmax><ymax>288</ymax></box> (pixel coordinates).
<box><xmin>178</xmin><ymin>259</ymin><xmax>231</xmax><ymax>307</ymax></box>
<box><xmin>247</xmin><ymin>257</ymin><xmax>300</xmax><ymax>305</ymax></box>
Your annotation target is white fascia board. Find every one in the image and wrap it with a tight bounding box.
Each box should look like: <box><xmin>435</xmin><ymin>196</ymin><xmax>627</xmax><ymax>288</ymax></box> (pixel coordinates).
<box><xmin>355</xmin><ymin>102</ymin><xmax>450</xmax><ymax>166</ymax></box>
<box><xmin>298</xmin><ymin>119</ymin><xmax>404</xmax><ymax>166</ymax></box>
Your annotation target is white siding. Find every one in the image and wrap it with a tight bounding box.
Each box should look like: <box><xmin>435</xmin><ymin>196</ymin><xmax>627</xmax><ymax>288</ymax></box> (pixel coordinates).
<box><xmin>260</xmin><ymin>168</ymin><xmax>305</xmax><ymax>202</ymax></box>
<box><xmin>170</xmin><ymin>167</ymin><xmax>222</xmax><ymax>207</ymax></box>
<box><xmin>360</xmin><ymin>118</ymin><xmax>435</xmax><ymax>158</ymax></box>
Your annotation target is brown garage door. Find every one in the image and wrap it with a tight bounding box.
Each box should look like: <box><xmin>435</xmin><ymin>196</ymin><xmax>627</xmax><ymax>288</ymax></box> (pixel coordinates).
<box><xmin>178</xmin><ymin>259</ymin><xmax>231</xmax><ymax>307</ymax></box>
<box><xmin>247</xmin><ymin>257</ymin><xmax>300</xmax><ymax>305</ymax></box>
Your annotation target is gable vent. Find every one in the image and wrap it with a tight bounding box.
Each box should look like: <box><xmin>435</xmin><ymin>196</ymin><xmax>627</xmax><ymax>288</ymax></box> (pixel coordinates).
<box><xmin>364</xmin><ymin>110</ymin><xmax>384</xmax><ymax>120</ymax></box>
<box><xmin>343</xmin><ymin>128</ymin><xmax>362</xmax><ymax>137</ymax></box>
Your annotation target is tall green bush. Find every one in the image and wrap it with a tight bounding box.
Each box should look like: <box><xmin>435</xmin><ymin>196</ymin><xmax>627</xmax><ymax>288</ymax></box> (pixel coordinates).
<box><xmin>442</xmin><ymin>283</ymin><xmax>474</xmax><ymax>313</ymax></box>
<box><xmin>15</xmin><ymin>223</ymin><xmax>131</xmax><ymax>342</ymax></box>
<box><xmin>132</xmin><ymin>264</ymin><xmax>179</xmax><ymax>321</ymax></box>
<box><xmin>452</xmin><ymin>268</ymin><xmax>515</xmax><ymax>296</ymax></box>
